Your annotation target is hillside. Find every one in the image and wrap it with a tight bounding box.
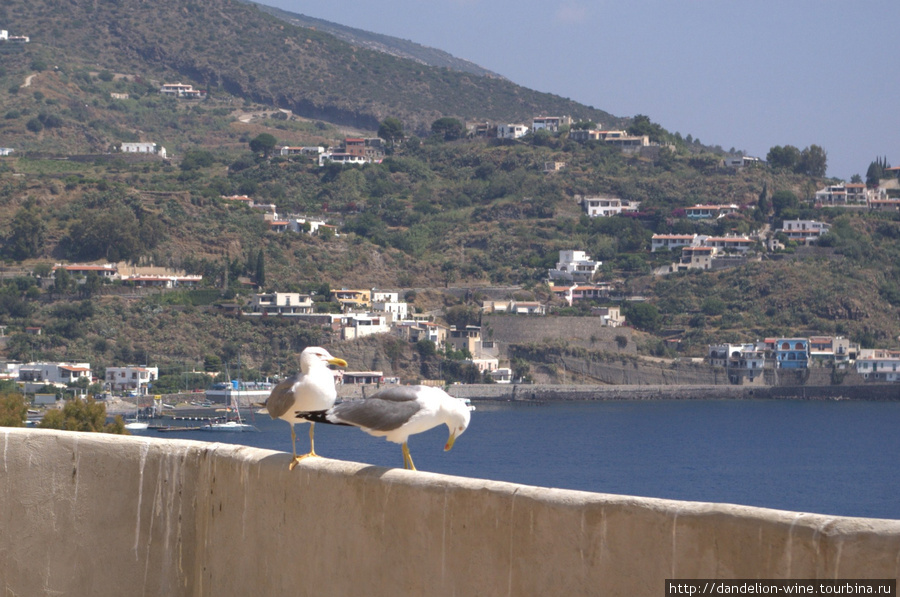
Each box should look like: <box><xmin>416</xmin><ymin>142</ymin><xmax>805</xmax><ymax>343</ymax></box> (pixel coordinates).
<box><xmin>0</xmin><ymin>0</ymin><xmax>899</xmax><ymax>386</ymax></box>
<box><xmin>247</xmin><ymin>2</ymin><xmax>505</xmax><ymax>80</ymax></box>
<box><xmin>1</xmin><ymin>0</ymin><xmax>620</xmax><ymax>139</ymax></box>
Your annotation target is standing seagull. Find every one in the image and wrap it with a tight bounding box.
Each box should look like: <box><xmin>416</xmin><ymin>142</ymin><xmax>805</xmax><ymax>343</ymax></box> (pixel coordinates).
<box><xmin>300</xmin><ymin>385</ymin><xmax>471</xmax><ymax>471</ymax></box>
<box><xmin>266</xmin><ymin>347</ymin><xmax>347</xmax><ymax>470</ymax></box>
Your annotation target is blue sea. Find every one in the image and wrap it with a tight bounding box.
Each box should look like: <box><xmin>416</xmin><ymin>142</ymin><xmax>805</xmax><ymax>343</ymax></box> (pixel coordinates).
<box><xmin>132</xmin><ymin>399</ymin><xmax>900</xmax><ymax>520</ymax></box>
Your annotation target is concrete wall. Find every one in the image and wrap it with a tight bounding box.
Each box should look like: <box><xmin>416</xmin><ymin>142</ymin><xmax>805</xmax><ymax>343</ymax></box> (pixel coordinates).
<box><xmin>482</xmin><ymin>314</ymin><xmax>636</xmax><ymax>355</ymax></box>
<box><xmin>2</xmin><ymin>428</ymin><xmax>898</xmax><ymax>597</ymax></box>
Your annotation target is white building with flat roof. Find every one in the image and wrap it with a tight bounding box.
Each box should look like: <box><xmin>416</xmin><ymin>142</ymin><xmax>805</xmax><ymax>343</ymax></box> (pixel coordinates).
<box><xmin>120</xmin><ymin>142</ymin><xmax>166</xmax><ymax>158</ymax></box>
<box><xmin>497</xmin><ymin>124</ymin><xmax>529</xmax><ymax>139</ymax></box>
<box><xmin>548</xmin><ymin>250</ymin><xmax>602</xmax><ymax>282</ymax></box>
<box><xmin>105</xmin><ymin>366</ymin><xmax>159</xmax><ymax>395</ymax></box>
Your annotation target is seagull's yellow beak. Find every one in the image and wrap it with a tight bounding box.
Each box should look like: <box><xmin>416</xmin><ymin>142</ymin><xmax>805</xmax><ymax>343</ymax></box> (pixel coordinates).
<box><xmin>328</xmin><ymin>357</ymin><xmax>348</xmax><ymax>368</ymax></box>
<box><xmin>444</xmin><ymin>431</ymin><xmax>457</xmax><ymax>452</ymax></box>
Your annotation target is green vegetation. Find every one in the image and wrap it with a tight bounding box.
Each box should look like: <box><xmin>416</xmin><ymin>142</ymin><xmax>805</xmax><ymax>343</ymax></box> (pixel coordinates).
<box><xmin>38</xmin><ymin>397</ymin><xmax>127</xmax><ymax>434</ymax></box>
<box><xmin>0</xmin><ymin>392</ymin><xmax>28</xmax><ymax>427</ymax></box>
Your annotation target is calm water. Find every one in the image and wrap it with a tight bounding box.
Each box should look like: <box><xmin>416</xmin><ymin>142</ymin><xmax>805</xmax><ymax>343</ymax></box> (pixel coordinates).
<box><xmin>133</xmin><ymin>399</ymin><xmax>900</xmax><ymax>520</ymax></box>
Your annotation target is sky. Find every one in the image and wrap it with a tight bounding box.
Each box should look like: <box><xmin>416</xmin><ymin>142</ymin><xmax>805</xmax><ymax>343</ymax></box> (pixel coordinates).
<box><xmin>257</xmin><ymin>0</ymin><xmax>899</xmax><ymax>180</ymax></box>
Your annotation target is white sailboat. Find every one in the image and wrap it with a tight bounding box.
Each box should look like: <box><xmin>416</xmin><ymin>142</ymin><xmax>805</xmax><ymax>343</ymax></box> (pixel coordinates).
<box><xmin>124</xmin><ymin>401</ymin><xmax>149</xmax><ymax>430</ymax></box>
<box><xmin>200</xmin><ymin>380</ymin><xmax>258</xmax><ymax>432</ymax></box>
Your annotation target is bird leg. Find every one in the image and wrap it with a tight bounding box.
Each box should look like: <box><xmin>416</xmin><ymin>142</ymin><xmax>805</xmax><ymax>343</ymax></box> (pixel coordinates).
<box><xmin>289</xmin><ymin>422</ymin><xmax>319</xmax><ymax>470</ymax></box>
<box><xmin>402</xmin><ymin>442</ymin><xmax>417</xmax><ymax>471</ymax></box>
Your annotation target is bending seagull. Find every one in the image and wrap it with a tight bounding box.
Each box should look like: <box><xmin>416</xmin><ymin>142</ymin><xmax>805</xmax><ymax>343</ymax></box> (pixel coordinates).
<box><xmin>266</xmin><ymin>346</ymin><xmax>347</xmax><ymax>470</ymax></box>
<box><xmin>300</xmin><ymin>385</ymin><xmax>471</xmax><ymax>471</ymax></box>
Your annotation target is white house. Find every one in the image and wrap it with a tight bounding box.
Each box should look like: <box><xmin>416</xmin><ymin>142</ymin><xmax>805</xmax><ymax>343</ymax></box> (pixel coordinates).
<box><xmin>248</xmin><ymin>293</ymin><xmax>314</xmax><ymax>315</ymax></box>
<box><xmin>280</xmin><ymin>146</ymin><xmax>324</xmax><ymax>157</ymax></box>
<box><xmin>372</xmin><ymin>292</ymin><xmax>409</xmax><ymax>321</ymax></box>
<box><xmin>341</xmin><ymin>313</ymin><xmax>390</xmax><ymax>340</ymax></box>
<box><xmin>105</xmin><ymin>366</ymin><xmax>159</xmax><ymax>395</ymax></box>
<box><xmin>119</xmin><ymin>274</ymin><xmax>202</xmax><ymax>288</ymax></box>
<box><xmin>780</xmin><ymin>220</ymin><xmax>830</xmax><ymax>243</ymax></box>
<box><xmin>120</xmin><ymin>142</ymin><xmax>166</xmax><ymax>159</ymax></box>
<box><xmin>591</xmin><ymin>306</ymin><xmax>624</xmax><ymax>327</ymax></box>
<box><xmin>0</xmin><ymin>148</ymin><xmax>13</xmax><ymax>156</ymax></box>
<box><xmin>318</xmin><ymin>152</ymin><xmax>368</xmax><ymax>167</ymax></box>
<box><xmin>550</xmin><ymin>283</ymin><xmax>613</xmax><ymax>306</ymax></box>
<box><xmin>19</xmin><ymin>362</ymin><xmax>92</xmax><ymax>385</ymax></box>
<box><xmin>532</xmin><ymin>116</ymin><xmax>571</xmax><ymax>133</ymax></box>
<box><xmin>685</xmin><ymin>204</ymin><xmax>740</xmax><ymax>219</ymax></box>
<box><xmin>465</xmin><ymin>357</ymin><xmax>500</xmax><ymax>374</ymax></box>
<box><xmin>481</xmin><ymin>300</ymin><xmax>546</xmax><ymax>315</ymax></box>
<box><xmin>723</xmin><ymin>156</ymin><xmax>762</xmax><ymax>169</ymax></box>
<box><xmin>815</xmin><ymin>183</ymin><xmax>868</xmax><ymax>206</ymax></box>
<box><xmin>0</xmin><ymin>30</ymin><xmax>7</xmax><ymax>40</ymax></box>
<box><xmin>651</xmin><ymin>234</ymin><xmax>698</xmax><ymax>252</ymax></box>
<box><xmin>702</xmin><ymin>236</ymin><xmax>755</xmax><ymax>253</ymax></box>
<box><xmin>548</xmin><ymin>250</ymin><xmax>602</xmax><ymax>283</ymax></box>
<box><xmin>497</xmin><ymin>124</ymin><xmax>529</xmax><ymax>140</ymax></box>
<box><xmin>509</xmin><ymin>301</ymin><xmax>546</xmax><ymax>315</ymax></box>
<box><xmin>159</xmin><ymin>83</ymin><xmax>202</xmax><ymax>99</ymax></box>
<box><xmin>581</xmin><ymin>196</ymin><xmax>641</xmax><ymax>218</ymax></box>
<box><xmin>708</xmin><ymin>344</ymin><xmax>758</xmax><ymax>368</ymax></box>
<box><xmin>855</xmin><ymin>350</ymin><xmax>900</xmax><ymax>382</ymax></box>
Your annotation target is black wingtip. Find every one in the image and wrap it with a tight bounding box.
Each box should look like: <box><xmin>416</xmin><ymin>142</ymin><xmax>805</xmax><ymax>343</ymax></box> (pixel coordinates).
<box><xmin>294</xmin><ymin>410</ymin><xmax>351</xmax><ymax>426</ymax></box>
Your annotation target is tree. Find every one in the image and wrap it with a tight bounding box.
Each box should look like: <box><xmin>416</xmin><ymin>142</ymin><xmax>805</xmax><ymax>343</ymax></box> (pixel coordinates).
<box><xmin>6</xmin><ymin>203</ymin><xmax>46</xmax><ymax>260</ymax></box>
<box><xmin>797</xmin><ymin>144</ymin><xmax>827</xmax><ymax>177</ymax></box>
<box><xmin>53</xmin><ymin>267</ymin><xmax>71</xmax><ymax>296</ymax></box>
<box><xmin>430</xmin><ymin>117</ymin><xmax>464</xmax><ymax>141</ymax></box>
<box><xmin>624</xmin><ymin>302</ymin><xmax>660</xmax><ymax>332</ymax></box>
<box><xmin>771</xmin><ymin>190</ymin><xmax>799</xmax><ymax>219</ymax></box>
<box><xmin>79</xmin><ymin>270</ymin><xmax>102</xmax><ymax>298</ymax></box>
<box><xmin>756</xmin><ymin>183</ymin><xmax>770</xmax><ymax>222</ymax></box>
<box><xmin>866</xmin><ymin>156</ymin><xmax>890</xmax><ymax>187</ymax></box>
<box><xmin>766</xmin><ymin>145</ymin><xmax>800</xmax><ymax>171</ymax></box>
<box><xmin>249</xmin><ymin>133</ymin><xmax>277</xmax><ymax>158</ymax></box>
<box><xmin>0</xmin><ymin>392</ymin><xmax>27</xmax><ymax>427</ymax></box>
<box><xmin>377</xmin><ymin>117</ymin><xmax>404</xmax><ymax>147</ymax></box>
<box><xmin>255</xmin><ymin>249</ymin><xmax>266</xmax><ymax>289</ymax></box>
<box><xmin>39</xmin><ymin>397</ymin><xmax>126</xmax><ymax>434</ymax></box>
<box><xmin>627</xmin><ymin>114</ymin><xmax>667</xmax><ymax>143</ymax></box>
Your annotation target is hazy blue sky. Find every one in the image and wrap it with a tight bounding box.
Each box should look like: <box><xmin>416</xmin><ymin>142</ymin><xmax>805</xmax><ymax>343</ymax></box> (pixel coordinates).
<box><xmin>259</xmin><ymin>0</ymin><xmax>898</xmax><ymax>179</ymax></box>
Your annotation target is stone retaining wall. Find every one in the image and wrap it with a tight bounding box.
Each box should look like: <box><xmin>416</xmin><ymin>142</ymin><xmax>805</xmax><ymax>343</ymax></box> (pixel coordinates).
<box><xmin>1</xmin><ymin>429</ymin><xmax>898</xmax><ymax>596</ymax></box>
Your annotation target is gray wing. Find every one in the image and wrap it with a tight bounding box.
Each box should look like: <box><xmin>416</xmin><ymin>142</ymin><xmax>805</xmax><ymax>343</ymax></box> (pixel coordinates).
<box><xmin>367</xmin><ymin>385</ymin><xmax>427</xmax><ymax>403</ymax></box>
<box><xmin>265</xmin><ymin>374</ymin><xmax>302</xmax><ymax>419</ymax></box>
<box><xmin>330</xmin><ymin>389</ymin><xmax>423</xmax><ymax>432</ymax></box>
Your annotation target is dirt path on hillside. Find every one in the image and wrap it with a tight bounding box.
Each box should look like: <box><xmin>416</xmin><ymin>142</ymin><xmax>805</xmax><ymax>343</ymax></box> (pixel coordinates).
<box><xmin>21</xmin><ymin>74</ymin><xmax>36</xmax><ymax>88</ymax></box>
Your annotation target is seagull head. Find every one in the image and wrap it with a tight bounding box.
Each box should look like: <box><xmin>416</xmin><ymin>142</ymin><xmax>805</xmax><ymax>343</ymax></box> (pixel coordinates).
<box><xmin>299</xmin><ymin>346</ymin><xmax>347</xmax><ymax>373</ymax></box>
<box><xmin>442</xmin><ymin>398</ymin><xmax>471</xmax><ymax>452</ymax></box>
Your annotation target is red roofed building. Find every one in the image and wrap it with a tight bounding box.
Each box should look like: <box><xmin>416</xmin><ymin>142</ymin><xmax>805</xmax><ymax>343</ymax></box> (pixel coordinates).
<box><xmin>55</xmin><ymin>263</ymin><xmax>118</xmax><ymax>278</ymax></box>
<box><xmin>19</xmin><ymin>362</ymin><xmax>93</xmax><ymax>385</ymax></box>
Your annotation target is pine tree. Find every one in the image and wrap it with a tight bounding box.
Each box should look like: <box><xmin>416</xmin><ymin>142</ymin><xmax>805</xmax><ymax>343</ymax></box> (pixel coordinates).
<box><xmin>255</xmin><ymin>249</ymin><xmax>266</xmax><ymax>289</ymax></box>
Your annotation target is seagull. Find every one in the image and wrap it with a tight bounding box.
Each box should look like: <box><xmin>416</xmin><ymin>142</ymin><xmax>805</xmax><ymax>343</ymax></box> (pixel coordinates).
<box><xmin>299</xmin><ymin>385</ymin><xmax>471</xmax><ymax>471</ymax></box>
<box><xmin>265</xmin><ymin>347</ymin><xmax>347</xmax><ymax>470</ymax></box>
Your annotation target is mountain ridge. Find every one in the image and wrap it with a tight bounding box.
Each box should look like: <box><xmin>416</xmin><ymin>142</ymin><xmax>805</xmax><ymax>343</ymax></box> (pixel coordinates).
<box><xmin>246</xmin><ymin>1</ymin><xmax>507</xmax><ymax>81</ymax></box>
<box><xmin>3</xmin><ymin>0</ymin><xmax>623</xmax><ymax>136</ymax></box>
